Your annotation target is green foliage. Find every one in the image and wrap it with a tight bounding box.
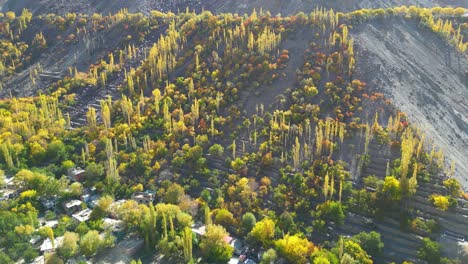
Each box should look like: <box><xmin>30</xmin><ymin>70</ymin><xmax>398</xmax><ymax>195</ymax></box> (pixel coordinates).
<box><xmin>241</xmin><ymin>212</ymin><xmax>257</xmax><ymax>234</ymax></box>
<box><xmin>443</xmin><ymin>178</ymin><xmax>462</xmax><ymax>197</ymax></box>
<box><xmin>58</xmin><ymin>231</ymin><xmax>79</xmax><ymax>259</ymax></box>
<box><xmin>418</xmin><ymin>238</ymin><xmax>441</xmax><ymax>263</ymax></box>
<box><xmin>311</xmin><ymin>249</ymin><xmax>339</xmax><ymax>264</ymax></box>
<box><xmin>208</xmin><ymin>144</ymin><xmax>224</xmax><ymax>157</ymax></box>
<box><xmin>260</xmin><ymin>248</ymin><xmax>278</xmax><ymax>264</ymax></box>
<box><xmin>352</xmin><ymin>231</ymin><xmax>384</xmax><ymax>258</ymax></box>
<box><xmin>163</xmin><ymin>183</ymin><xmax>185</xmax><ymax>204</ymax></box>
<box><xmin>214</xmin><ymin>208</ymin><xmax>235</xmax><ymax>228</ymax></box>
<box><xmin>315</xmin><ymin>201</ymin><xmax>345</xmax><ymax>225</ymax></box>
<box><xmin>79</xmin><ymin>230</ymin><xmax>102</xmax><ymax>257</ymax></box>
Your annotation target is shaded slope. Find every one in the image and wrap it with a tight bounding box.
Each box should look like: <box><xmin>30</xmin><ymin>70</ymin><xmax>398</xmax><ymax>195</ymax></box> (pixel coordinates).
<box><xmin>1</xmin><ymin>0</ymin><xmax>465</xmax><ymax>16</ymax></box>
<box><xmin>352</xmin><ymin>18</ymin><xmax>468</xmax><ymax>190</ymax></box>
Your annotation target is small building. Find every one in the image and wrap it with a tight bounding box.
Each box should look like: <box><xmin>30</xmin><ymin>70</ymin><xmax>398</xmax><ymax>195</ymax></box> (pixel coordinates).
<box><xmin>67</xmin><ymin>167</ymin><xmax>86</xmax><ymax>182</ymax></box>
<box><xmin>0</xmin><ymin>188</ymin><xmax>19</xmax><ymax>201</ymax></box>
<box><xmin>29</xmin><ymin>235</ymin><xmax>42</xmax><ymax>247</ymax></box>
<box><xmin>42</xmin><ymin>220</ymin><xmax>59</xmax><ymax>229</ymax></box>
<box><xmin>81</xmin><ymin>193</ymin><xmax>100</xmax><ymax>208</ymax></box>
<box><xmin>3</xmin><ymin>177</ymin><xmax>15</xmax><ymax>188</ymax></box>
<box><xmin>40</xmin><ymin>197</ymin><xmax>57</xmax><ymax>211</ymax></box>
<box><xmin>31</xmin><ymin>256</ymin><xmax>45</xmax><ymax>264</ymax></box>
<box><xmin>191</xmin><ymin>225</ymin><xmax>207</xmax><ymax>237</ymax></box>
<box><xmin>72</xmin><ymin>208</ymin><xmax>93</xmax><ymax>223</ymax></box>
<box><xmin>109</xmin><ymin>199</ymin><xmax>126</xmax><ymax>218</ymax></box>
<box><xmin>103</xmin><ymin>218</ymin><xmax>125</xmax><ymax>232</ymax></box>
<box><xmin>230</xmin><ymin>238</ymin><xmax>245</xmax><ymax>256</ymax></box>
<box><xmin>64</xmin><ymin>200</ymin><xmax>83</xmax><ymax>214</ymax></box>
<box><xmin>131</xmin><ymin>190</ymin><xmax>155</xmax><ymax>205</ymax></box>
<box><xmin>40</xmin><ymin>237</ymin><xmax>63</xmax><ymax>253</ymax></box>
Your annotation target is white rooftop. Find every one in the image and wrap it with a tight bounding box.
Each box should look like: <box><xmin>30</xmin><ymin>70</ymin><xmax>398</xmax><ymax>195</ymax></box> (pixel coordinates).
<box><xmin>191</xmin><ymin>225</ymin><xmax>207</xmax><ymax>236</ymax></box>
<box><xmin>65</xmin><ymin>199</ymin><xmax>82</xmax><ymax>208</ymax></box>
<box><xmin>4</xmin><ymin>177</ymin><xmax>15</xmax><ymax>186</ymax></box>
<box><xmin>32</xmin><ymin>256</ymin><xmax>45</xmax><ymax>264</ymax></box>
<box><xmin>72</xmin><ymin>208</ymin><xmax>92</xmax><ymax>222</ymax></box>
<box><xmin>69</xmin><ymin>167</ymin><xmax>85</xmax><ymax>175</ymax></box>
<box><xmin>44</xmin><ymin>220</ymin><xmax>59</xmax><ymax>228</ymax></box>
<box><xmin>40</xmin><ymin>236</ymin><xmax>63</xmax><ymax>252</ymax></box>
<box><xmin>103</xmin><ymin>218</ymin><xmax>124</xmax><ymax>231</ymax></box>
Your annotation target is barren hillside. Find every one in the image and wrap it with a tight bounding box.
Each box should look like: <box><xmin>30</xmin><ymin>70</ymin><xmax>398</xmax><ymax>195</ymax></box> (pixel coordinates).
<box><xmin>353</xmin><ymin>18</ymin><xmax>468</xmax><ymax>190</ymax></box>
<box><xmin>1</xmin><ymin>0</ymin><xmax>467</xmax><ymax>16</ymax></box>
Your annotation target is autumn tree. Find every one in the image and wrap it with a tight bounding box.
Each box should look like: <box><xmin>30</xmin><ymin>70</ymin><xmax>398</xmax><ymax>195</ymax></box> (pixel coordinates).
<box><xmin>58</xmin><ymin>232</ymin><xmax>79</xmax><ymax>259</ymax></box>
<box><xmin>199</xmin><ymin>225</ymin><xmax>233</xmax><ymax>263</ymax></box>
<box><xmin>249</xmin><ymin>218</ymin><xmax>275</xmax><ymax>247</ymax></box>
<box><xmin>215</xmin><ymin>208</ymin><xmax>235</xmax><ymax>228</ymax></box>
<box><xmin>443</xmin><ymin>178</ymin><xmax>462</xmax><ymax>197</ymax></box>
<box><xmin>275</xmin><ymin>234</ymin><xmax>316</xmax><ymax>264</ymax></box>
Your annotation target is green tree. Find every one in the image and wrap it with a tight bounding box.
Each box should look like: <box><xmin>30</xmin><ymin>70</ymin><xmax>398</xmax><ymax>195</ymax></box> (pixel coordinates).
<box><xmin>215</xmin><ymin>209</ymin><xmax>235</xmax><ymax>228</ymax></box>
<box><xmin>260</xmin><ymin>248</ymin><xmax>277</xmax><ymax>264</ymax></box>
<box><xmin>46</xmin><ymin>140</ymin><xmax>68</xmax><ymax>163</ymax></box>
<box><xmin>164</xmin><ymin>183</ymin><xmax>185</xmax><ymax>204</ymax></box>
<box><xmin>311</xmin><ymin>249</ymin><xmax>339</xmax><ymax>264</ymax></box>
<box><xmin>199</xmin><ymin>225</ymin><xmax>233</xmax><ymax>263</ymax></box>
<box><xmin>80</xmin><ymin>230</ymin><xmax>101</xmax><ymax>257</ymax></box>
<box><xmin>69</xmin><ymin>182</ymin><xmax>83</xmax><ymax>197</ymax></box>
<box><xmin>418</xmin><ymin>238</ymin><xmax>441</xmax><ymax>263</ymax></box>
<box><xmin>231</xmin><ymin>157</ymin><xmax>246</xmax><ymax>172</ymax></box>
<box><xmin>208</xmin><ymin>144</ymin><xmax>224</xmax><ymax>157</ymax></box>
<box><xmin>352</xmin><ymin>231</ymin><xmax>384</xmax><ymax>258</ymax></box>
<box><xmin>443</xmin><ymin>178</ymin><xmax>461</xmax><ymax>197</ymax></box>
<box><xmin>85</xmin><ymin>162</ymin><xmax>105</xmax><ymax>181</ymax></box>
<box><xmin>315</xmin><ymin>201</ymin><xmax>345</xmax><ymax>225</ymax></box>
<box><xmin>241</xmin><ymin>212</ymin><xmax>256</xmax><ymax>234</ymax></box>
<box><xmin>339</xmin><ymin>240</ymin><xmax>372</xmax><ymax>264</ymax></box>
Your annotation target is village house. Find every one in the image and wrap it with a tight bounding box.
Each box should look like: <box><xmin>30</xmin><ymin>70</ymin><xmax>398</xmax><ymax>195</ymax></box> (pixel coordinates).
<box><xmin>72</xmin><ymin>208</ymin><xmax>93</xmax><ymax>223</ymax></box>
<box><xmin>103</xmin><ymin>218</ymin><xmax>125</xmax><ymax>233</ymax></box>
<box><xmin>39</xmin><ymin>236</ymin><xmax>63</xmax><ymax>253</ymax></box>
<box><xmin>31</xmin><ymin>256</ymin><xmax>45</xmax><ymax>264</ymax></box>
<box><xmin>67</xmin><ymin>167</ymin><xmax>86</xmax><ymax>182</ymax></box>
<box><xmin>40</xmin><ymin>196</ymin><xmax>57</xmax><ymax>211</ymax></box>
<box><xmin>63</xmin><ymin>199</ymin><xmax>83</xmax><ymax>214</ymax></box>
<box><xmin>131</xmin><ymin>190</ymin><xmax>155</xmax><ymax>204</ymax></box>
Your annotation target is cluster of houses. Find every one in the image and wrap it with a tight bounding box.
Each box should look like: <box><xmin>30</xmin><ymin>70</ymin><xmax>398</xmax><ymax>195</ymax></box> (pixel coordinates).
<box><xmin>2</xmin><ymin>167</ymin><xmax>263</xmax><ymax>263</ymax></box>
<box><xmin>0</xmin><ymin>167</ymin><xmax>151</xmax><ymax>263</ymax></box>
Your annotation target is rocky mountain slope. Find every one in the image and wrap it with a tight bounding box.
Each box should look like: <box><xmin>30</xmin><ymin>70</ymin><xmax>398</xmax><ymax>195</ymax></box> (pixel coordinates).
<box><xmin>353</xmin><ymin>18</ymin><xmax>468</xmax><ymax>189</ymax></box>
<box><xmin>1</xmin><ymin>0</ymin><xmax>467</xmax><ymax>16</ymax></box>
<box><xmin>1</xmin><ymin>1</ymin><xmax>467</xmax><ymax>189</ymax></box>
